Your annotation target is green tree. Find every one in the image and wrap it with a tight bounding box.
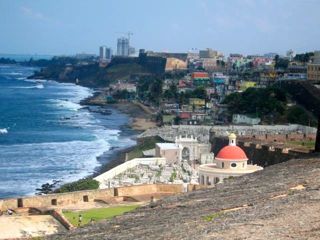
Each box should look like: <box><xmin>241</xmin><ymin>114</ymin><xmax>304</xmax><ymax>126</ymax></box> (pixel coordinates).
<box><xmin>223</xmin><ymin>86</ymin><xmax>287</xmax><ymax>121</ymax></box>
<box><xmin>55</xmin><ymin>178</ymin><xmax>100</xmax><ymax>193</ymax></box>
<box><xmin>287</xmin><ymin>106</ymin><xmax>316</xmax><ymax>126</ymax></box>
<box><xmin>274</xmin><ymin>55</ymin><xmax>289</xmax><ymax>70</ymax></box>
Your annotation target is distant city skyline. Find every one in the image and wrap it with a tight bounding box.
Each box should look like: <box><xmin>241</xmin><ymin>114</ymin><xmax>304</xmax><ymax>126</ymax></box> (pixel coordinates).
<box><xmin>0</xmin><ymin>0</ymin><xmax>320</xmax><ymax>56</ymax></box>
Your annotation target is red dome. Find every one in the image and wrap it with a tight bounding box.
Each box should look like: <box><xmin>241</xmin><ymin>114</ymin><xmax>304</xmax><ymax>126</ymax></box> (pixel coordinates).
<box><xmin>216</xmin><ymin>145</ymin><xmax>248</xmax><ymax>161</ymax></box>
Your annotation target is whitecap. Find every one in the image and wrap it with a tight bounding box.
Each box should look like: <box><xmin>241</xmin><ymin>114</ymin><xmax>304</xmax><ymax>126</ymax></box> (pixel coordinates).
<box><xmin>6</xmin><ymin>72</ymin><xmax>23</xmax><ymax>76</ymax></box>
<box><xmin>0</xmin><ymin>138</ymin><xmax>111</xmax><ymax>196</ymax></box>
<box><xmin>50</xmin><ymin>99</ymin><xmax>83</xmax><ymax>111</ymax></box>
<box><xmin>11</xmin><ymin>84</ymin><xmax>44</xmax><ymax>89</ymax></box>
<box><xmin>0</xmin><ymin>128</ymin><xmax>8</xmax><ymax>134</ymax></box>
<box><xmin>23</xmin><ymin>79</ymin><xmax>47</xmax><ymax>83</ymax></box>
<box><xmin>34</xmin><ymin>84</ymin><xmax>44</xmax><ymax>89</ymax></box>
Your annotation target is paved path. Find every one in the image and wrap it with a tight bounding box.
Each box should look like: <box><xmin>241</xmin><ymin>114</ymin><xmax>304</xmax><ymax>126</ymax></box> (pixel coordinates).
<box><xmin>0</xmin><ymin>215</ymin><xmax>66</xmax><ymax>239</ymax></box>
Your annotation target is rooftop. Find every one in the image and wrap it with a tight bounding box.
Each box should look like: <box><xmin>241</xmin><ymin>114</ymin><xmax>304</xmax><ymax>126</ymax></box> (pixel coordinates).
<box><xmin>156</xmin><ymin>143</ymin><xmax>181</xmax><ymax>150</ymax></box>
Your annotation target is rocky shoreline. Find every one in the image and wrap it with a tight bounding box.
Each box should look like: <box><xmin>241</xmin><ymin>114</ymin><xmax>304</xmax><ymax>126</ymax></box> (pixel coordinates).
<box><xmin>75</xmin><ymin>91</ymin><xmax>156</xmax><ymax>179</ymax></box>
<box><xmin>79</xmin><ymin>93</ymin><xmax>143</xmax><ymax>177</ymax></box>
<box><xmin>37</xmin><ymin>90</ymin><xmax>150</xmax><ymax>194</ymax></box>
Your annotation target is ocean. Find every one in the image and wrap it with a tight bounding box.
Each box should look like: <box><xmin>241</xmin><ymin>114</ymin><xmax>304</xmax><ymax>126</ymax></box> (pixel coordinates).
<box><xmin>0</xmin><ymin>64</ymin><xmax>136</xmax><ymax>198</ymax></box>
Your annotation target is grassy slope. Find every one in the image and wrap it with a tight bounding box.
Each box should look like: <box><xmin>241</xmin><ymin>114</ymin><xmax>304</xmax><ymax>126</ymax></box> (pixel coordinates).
<box><xmin>287</xmin><ymin>140</ymin><xmax>315</xmax><ymax>150</ymax></box>
<box><xmin>63</xmin><ymin>205</ymin><xmax>139</xmax><ymax>226</ymax></box>
<box><xmin>127</xmin><ymin>136</ymin><xmax>166</xmax><ymax>160</ymax></box>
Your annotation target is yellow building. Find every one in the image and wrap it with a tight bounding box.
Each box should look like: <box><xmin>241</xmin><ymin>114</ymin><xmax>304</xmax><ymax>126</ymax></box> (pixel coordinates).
<box><xmin>165</xmin><ymin>58</ymin><xmax>188</xmax><ymax>71</ymax></box>
<box><xmin>239</xmin><ymin>81</ymin><xmax>256</xmax><ymax>91</ymax></box>
<box><xmin>189</xmin><ymin>98</ymin><xmax>205</xmax><ymax>107</ymax></box>
<box><xmin>307</xmin><ymin>64</ymin><xmax>320</xmax><ymax>81</ymax></box>
<box><xmin>308</xmin><ymin>51</ymin><xmax>320</xmax><ymax>81</ymax></box>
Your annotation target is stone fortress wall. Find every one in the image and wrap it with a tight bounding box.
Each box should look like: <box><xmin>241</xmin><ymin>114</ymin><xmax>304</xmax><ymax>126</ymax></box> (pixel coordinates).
<box><xmin>211</xmin><ymin>136</ymin><xmax>314</xmax><ymax>168</ymax></box>
<box><xmin>0</xmin><ymin>184</ymin><xmax>199</xmax><ymax>212</ymax></box>
<box><xmin>139</xmin><ymin>124</ymin><xmax>316</xmax><ymax>168</ymax></box>
<box><xmin>139</xmin><ymin>124</ymin><xmax>316</xmax><ymax>143</ymax></box>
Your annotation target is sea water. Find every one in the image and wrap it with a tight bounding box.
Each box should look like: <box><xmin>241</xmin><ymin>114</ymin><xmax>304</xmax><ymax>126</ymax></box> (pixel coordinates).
<box><xmin>0</xmin><ymin>65</ymin><xmax>135</xmax><ymax>198</ymax></box>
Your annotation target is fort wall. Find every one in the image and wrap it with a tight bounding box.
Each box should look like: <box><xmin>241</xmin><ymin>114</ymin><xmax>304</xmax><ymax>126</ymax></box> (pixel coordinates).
<box><xmin>211</xmin><ymin>136</ymin><xmax>312</xmax><ymax>167</ymax></box>
<box><xmin>0</xmin><ymin>184</ymin><xmax>186</xmax><ymax>212</ymax></box>
<box><xmin>139</xmin><ymin>124</ymin><xmax>316</xmax><ymax>143</ymax></box>
<box><xmin>0</xmin><ymin>188</ymin><xmax>114</xmax><ymax>211</ymax></box>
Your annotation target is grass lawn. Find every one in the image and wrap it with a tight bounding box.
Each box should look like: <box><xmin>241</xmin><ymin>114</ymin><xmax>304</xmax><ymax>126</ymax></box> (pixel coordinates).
<box><xmin>63</xmin><ymin>205</ymin><xmax>139</xmax><ymax>226</ymax></box>
<box><xmin>288</xmin><ymin>140</ymin><xmax>315</xmax><ymax>149</ymax></box>
<box><xmin>163</xmin><ymin>115</ymin><xmax>175</xmax><ymax>124</ymax></box>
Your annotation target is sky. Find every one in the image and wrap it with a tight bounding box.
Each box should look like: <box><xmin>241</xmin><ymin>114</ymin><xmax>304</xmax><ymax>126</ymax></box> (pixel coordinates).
<box><xmin>0</xmin><ymin>0</ymin><xmax>320</xmax><ymax>56</ymax></box>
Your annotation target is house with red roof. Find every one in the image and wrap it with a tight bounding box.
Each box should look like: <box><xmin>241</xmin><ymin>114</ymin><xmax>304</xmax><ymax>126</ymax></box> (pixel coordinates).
<box><xmin>198</xmin><ymin>133</ymin><xmax>263</xmax><ymax>186</ymax></box>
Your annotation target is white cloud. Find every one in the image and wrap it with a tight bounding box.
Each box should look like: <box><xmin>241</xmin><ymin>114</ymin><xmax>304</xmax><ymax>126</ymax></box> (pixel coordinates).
<box><xmin>20</xmin><ymin>6</ymin><xmax>47</xmax><ymax>21</ymax></box>
<box><xmin>20</xmin><ymin>6</ymin><xmax>64</xmax><ymax>27</ymax></box>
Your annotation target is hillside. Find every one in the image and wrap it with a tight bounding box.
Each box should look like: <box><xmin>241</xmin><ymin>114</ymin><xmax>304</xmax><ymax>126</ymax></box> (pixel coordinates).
<box><xmin>223</xmin><ymin>86</ymin><xmax>317</xmax><ymax>126</ymax></box>
<box><xmin>30</xmin><ymin>61</ymin><xmax>154</xmax><ymax>88</ymax></box>
<box><xmin>49</xmin><ymin>156</ymin><xmax>320</xmax><ymax>240</ymax></box>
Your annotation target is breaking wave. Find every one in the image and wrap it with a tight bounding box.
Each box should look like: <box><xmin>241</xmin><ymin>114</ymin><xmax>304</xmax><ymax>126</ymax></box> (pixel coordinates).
<box><xmin>0</xmin><ymin>128</ymin><xmax>8</xmax><ymax>134</ymax></box>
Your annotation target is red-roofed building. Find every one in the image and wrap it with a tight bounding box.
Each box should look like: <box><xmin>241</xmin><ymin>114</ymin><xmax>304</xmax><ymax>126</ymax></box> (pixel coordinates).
<box><xmin>191</xmin><ymin>72</ymin><xmax>211</xmax><ymax>87</ymax></box>
<box><xmin>179</xmin><ymin>112</ymin><xmax>192</xmax><ymax>119</ymax></box>
<box><xmin>198</xmin><ymin>133</ymin><xmax>263</xmax><ymax>186</ymax></box>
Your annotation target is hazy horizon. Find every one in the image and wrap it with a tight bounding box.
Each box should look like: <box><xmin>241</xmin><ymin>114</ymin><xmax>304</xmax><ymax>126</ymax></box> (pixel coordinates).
<box><xmin>1</xmin><ymin>0</ymin><xmax>320</xmax><ymax>56</ymax></box>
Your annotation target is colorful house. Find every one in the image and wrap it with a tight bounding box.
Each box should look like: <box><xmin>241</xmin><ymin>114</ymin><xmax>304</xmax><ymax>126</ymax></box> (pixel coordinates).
<box><xmin>191</xmin><ymin>72</ymin><xmax>211</xmax><ymax>87</ymax></box>
<box><xmin>189</xmin><ymin>98</ymin><xmax>206</xmax><ymax>107</ymax></box>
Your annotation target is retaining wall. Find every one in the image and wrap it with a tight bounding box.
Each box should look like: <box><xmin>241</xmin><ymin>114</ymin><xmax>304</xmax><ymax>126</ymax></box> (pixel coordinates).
<box><xmin>0</xmin><ymin>184</ymin><xmax>185</xmax><ymax>211</ymax></box>
<box><xmin>211</xmin><ymin>137</ymin><xmax>311</xmax><ymax>168</ymax></box>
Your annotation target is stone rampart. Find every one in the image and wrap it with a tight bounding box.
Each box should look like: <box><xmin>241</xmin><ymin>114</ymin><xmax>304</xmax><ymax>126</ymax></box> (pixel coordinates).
<box><xmin>51</xmin><ymin>210</ymin><xmax>75</xmax><ymax>230</ymax></box>
<box><xmin>211</xmin><ymin>137</ymin><xmax>311</xmax><ymax>167</ymax></box>
<box><xmin>0</xmin><ymin>188</ymin><xmax>114</xmax><ymax>211</ymax></box>
<box><xmin>115</xmin><ymin>184</ymin><xmax>183</xmax><ymax>197</ymax></box>
<box><xmin>139</xmin><ymin>124</ymin><xmax>316</xmax><ymax>143</ymax></box>
<box><xmin>0</xmin><ymin>184</ymin><xmax>186</xmax><ymax>212</ymax></box>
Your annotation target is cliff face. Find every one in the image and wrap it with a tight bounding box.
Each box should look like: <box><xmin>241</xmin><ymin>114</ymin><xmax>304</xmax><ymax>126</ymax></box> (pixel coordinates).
<box><xmin>49</xmin><ymin>157</ymin><xmax>320</xmax><ymax>240</ymax></box>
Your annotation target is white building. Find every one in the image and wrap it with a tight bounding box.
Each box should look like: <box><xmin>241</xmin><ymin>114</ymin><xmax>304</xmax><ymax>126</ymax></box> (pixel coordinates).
<box><xmin>99</xmin><ymin>46</ymin><xmax>112</xmax><ymax>61</ymax></box>
<box><xmin>117</xmin><ymin>37</ymin><xmax>130</xmax><ymax>56</ymax></box>
<box><xmin>155</xmin><ymin>136</ymin><xmax>211</xmax><ymax>164</ymax></box>
<box><xmin>110</xmin><ymin>81</ymin><xmax>137</xmax><ymax>93</ymax></box>
<box><xmin>198</xmin><ymin>133</ymin><xmax>263</xmax><ymax>186</ymax></box>
<box><xmin>232</xmin><ymin>114</ymin><xmax>261</xmax><ymax>125</ymax></box>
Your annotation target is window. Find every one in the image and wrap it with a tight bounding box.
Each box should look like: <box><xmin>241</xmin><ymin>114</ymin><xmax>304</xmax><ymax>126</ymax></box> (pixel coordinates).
<box><xmin>51</xmin><ymin>199</ymin><xmax>57</xmax><ymax>206</ymax></box>
<box><xmin>222</xmin><ymin>162</ymin><xmax>225</xmax><ymax>168</ymax></box>
<box><xmin>231</xmin><ymin>163</ymin><xmax>237</xmax><ymax>167</ymax></box>
<box><xmin>17</xmin><ymin>198</ymin><xmax>23</xmax><ymax>208</ymax></box>
<box><xmin>83</xmin><ymin>195</ymin><xmax>89</xmax><ymax>202</ymax></box>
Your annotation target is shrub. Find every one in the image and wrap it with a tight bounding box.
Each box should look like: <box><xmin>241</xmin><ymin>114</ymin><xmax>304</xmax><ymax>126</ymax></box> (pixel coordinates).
<box><xmin>55</xmin><ymin>178</ymin><xmax>99</xmax><ymax>193</ymax></box>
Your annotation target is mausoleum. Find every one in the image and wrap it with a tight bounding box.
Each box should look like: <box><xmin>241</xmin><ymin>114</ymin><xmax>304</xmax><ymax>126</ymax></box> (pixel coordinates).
<box><xmin>198</xmin><ymin>133</ymin><xmax>263</xmax><ymax>185</ymax></box>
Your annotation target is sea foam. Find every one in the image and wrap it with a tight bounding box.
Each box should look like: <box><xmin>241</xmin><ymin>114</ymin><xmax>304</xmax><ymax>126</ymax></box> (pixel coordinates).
<box><xmin>0</xmin><ymin>128</ymin><xmax>8</xmax><ymax>134</ymax></box>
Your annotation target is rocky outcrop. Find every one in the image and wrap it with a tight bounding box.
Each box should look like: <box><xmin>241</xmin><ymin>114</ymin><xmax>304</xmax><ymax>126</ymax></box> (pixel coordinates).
<box><xmin>49</xmin><ymin>156</ymin><xmax>320</xmax><ymax>240</ymax></box>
